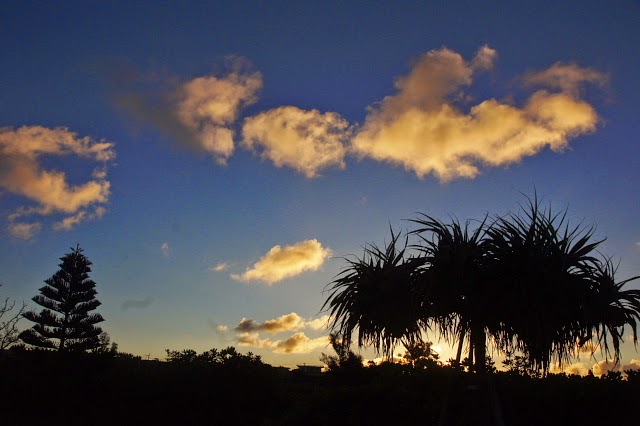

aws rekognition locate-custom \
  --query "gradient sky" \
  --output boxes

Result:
[2,0,640,373]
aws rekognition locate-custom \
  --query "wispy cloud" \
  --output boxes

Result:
[116,56,262,164]
[121,297,154,311]
[209,261,230,272]
[161,242,170,257]
[234,313,330,334]
[231,239,332,284]
[523,62,608,96]
[242,106,351,177]
[0,126,115,239]
[7,222,42,240]
[350,45,602,181]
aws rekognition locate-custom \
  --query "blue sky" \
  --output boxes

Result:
[2,0,640,372]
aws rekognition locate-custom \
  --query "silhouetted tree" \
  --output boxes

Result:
[402,341,440,370]
[323,194,640,375]
[20,245,104,352]
[0,284,26,349]
[320,332,364,371]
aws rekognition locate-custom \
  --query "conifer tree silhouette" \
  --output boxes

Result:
[20,245,104,351]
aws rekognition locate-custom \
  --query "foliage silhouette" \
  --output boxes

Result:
[19,245,105,352]
[0,283,26,349]
[323,194,640,374]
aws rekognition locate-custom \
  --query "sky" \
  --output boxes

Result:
[1,0,640,372]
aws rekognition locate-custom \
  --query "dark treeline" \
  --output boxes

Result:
[1,347,639,425]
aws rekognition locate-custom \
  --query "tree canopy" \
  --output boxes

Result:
[323,196,640,373]
[20,245,105,352]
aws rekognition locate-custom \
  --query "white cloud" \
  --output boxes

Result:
[0,126,115,238]
[350,46,601,181]
[209,262,230,272]
[161,242,170,257]
[242,106,351,177]
[231,239,332,284]
[237,331,329,354]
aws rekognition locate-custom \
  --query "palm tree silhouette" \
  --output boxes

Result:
[323,195,640,374]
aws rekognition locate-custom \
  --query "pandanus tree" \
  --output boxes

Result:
[321,228,426,360]
[323,196,640,374]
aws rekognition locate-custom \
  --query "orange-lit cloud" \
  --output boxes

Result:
[0,126,115,239]
[622,359,640,371]
[116,57,261,164]
[350,46,602,181]
[242,106,351,177]
[523,62,608,96]
[234,312,330,334]
[231,239,332,284]
[237,331,329,354]
[591,359,620,377]
[550,362,590,376]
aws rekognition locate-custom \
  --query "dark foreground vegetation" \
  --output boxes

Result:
[1,348,638,426]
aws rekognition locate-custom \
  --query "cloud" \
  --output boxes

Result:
[7,222,42,240]
[622,359,640,371]
[161,242,170,257]
[237,331,329,354]
[231,239,332,284]
[234,313,330,334]
[0,126,115,238]
[350,46,601,181]
[554,362,590,376]
[242,106,351,177]
[523,62,608,96]
[121,297,154,311]
[116,57,262,164]
[209,262,230,272]
[592,359,620,377]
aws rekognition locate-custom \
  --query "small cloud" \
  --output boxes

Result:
[622,359,640,371]
[7,221,42,240]
[356,196,368,206]
[523,62,608,96]
[237,331,329,354]
[231,239,332,285]
[234,313,330,334]
[209,261,230,272]
[121,297,154,311]
[242,106,351,177]
[161,242,170,257]
[215,325,228,332]
[235,313,306,334]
